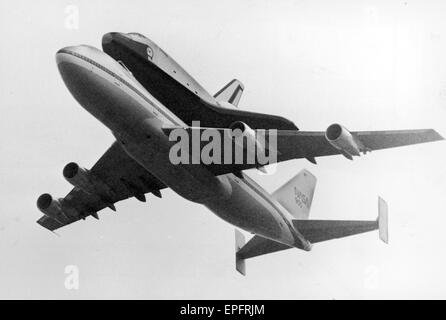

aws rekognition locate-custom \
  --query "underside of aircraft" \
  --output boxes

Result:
[36,32,444,275]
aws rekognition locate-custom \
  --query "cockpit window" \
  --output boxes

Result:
[126,33,148,43]
[128,32,145,38]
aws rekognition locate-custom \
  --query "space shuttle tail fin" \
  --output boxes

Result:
[214,79,244,107]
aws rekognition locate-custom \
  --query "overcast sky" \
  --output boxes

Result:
[1,0,446,299]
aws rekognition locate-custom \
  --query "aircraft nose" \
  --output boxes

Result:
[102,32,122,47]
[56,45,104,65]
[102,32,114,46]
[55,46,78,65]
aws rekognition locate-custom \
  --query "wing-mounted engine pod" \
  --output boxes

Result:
[37,193,67,222]
[325,123,361,159]
[63,162,116,208]
[63,161,80,179]
[228,121,265,158]
[228,121,257,144]
[63,162,96,194]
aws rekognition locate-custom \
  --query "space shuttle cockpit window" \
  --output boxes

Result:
[127,33,149,44]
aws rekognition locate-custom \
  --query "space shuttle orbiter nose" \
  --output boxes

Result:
[101,32,120,47]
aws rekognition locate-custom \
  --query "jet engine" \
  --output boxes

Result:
[36,193,67,223]
[325,123,362,160]
[63,162,99,194]
[229,121,257,145]
[228,121,269,167]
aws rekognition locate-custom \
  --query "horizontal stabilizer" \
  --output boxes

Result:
[293,197,388,244]
[294,219,378,244]
[237,235,292,259]
[235,230,293,275]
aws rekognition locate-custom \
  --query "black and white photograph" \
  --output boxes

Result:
[1,0,446,303]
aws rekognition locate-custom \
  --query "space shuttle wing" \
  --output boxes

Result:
[37,141,166,231]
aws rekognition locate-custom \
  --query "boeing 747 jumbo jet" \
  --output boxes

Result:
[37,32,443,275]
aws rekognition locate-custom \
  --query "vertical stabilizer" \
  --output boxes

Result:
[272,169,317,219]
[378,197,389,244]
[235,229,246,275]
[214,79,244,107]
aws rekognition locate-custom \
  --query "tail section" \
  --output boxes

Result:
[272,169,317,219]
[214,79,244,107]
[235,230,293,276]
[293,196,389,244]
[233,196,388,275]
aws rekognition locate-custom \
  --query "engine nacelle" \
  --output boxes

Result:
[36,193,67,222]
[228,121,265,163]
[229,121,256,143]
[325,123,361,159]
[63,162,97,194]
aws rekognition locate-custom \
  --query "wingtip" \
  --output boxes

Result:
[427,129,444,141]
[436,131,445,141]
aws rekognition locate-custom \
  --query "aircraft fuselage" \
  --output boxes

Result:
[56,45,311,250]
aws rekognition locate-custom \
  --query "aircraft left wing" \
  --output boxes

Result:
[37,141,166,231]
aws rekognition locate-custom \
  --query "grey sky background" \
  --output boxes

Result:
[1,0,446,299]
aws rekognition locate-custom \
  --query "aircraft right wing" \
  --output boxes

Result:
[281,128,444,162]
[37,141,166,231]
[162,126,443,176]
